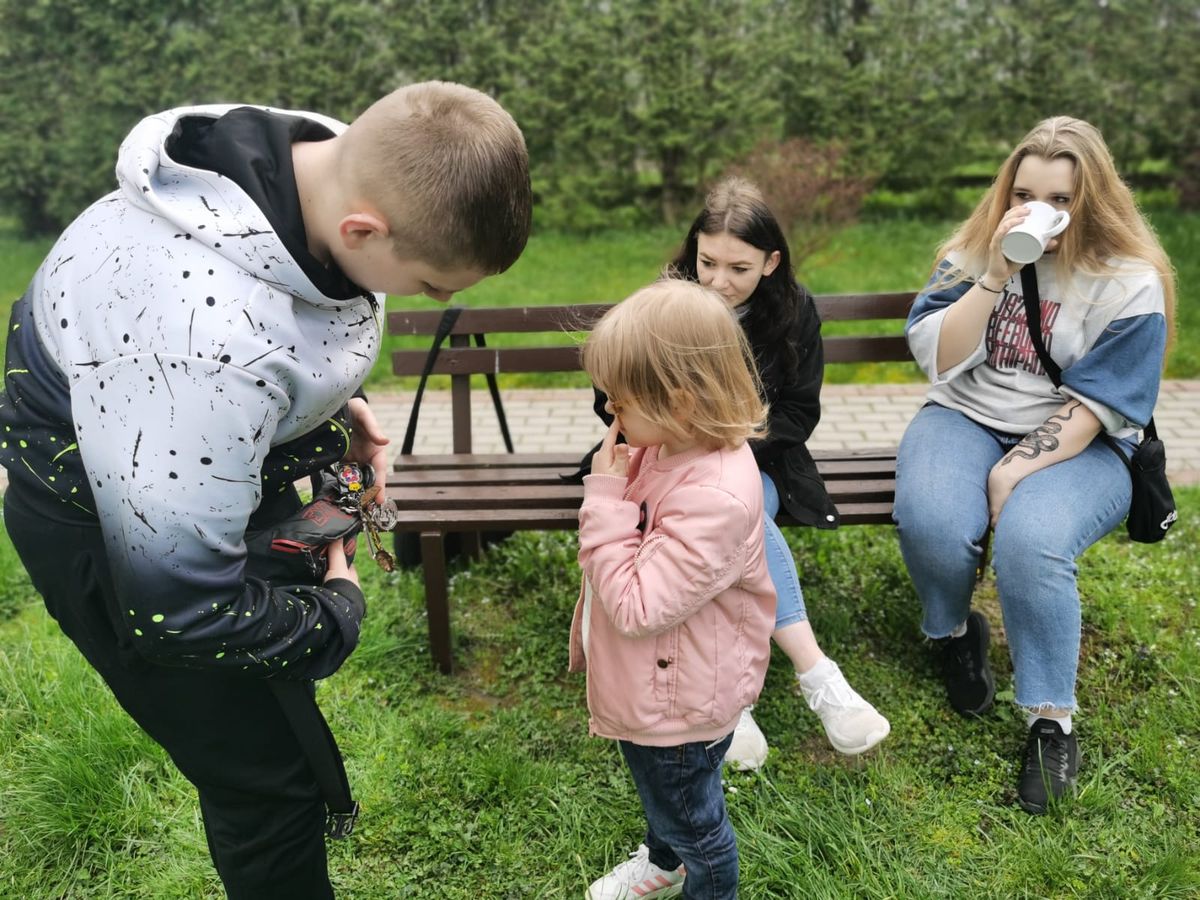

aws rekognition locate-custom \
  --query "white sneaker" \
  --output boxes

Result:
[796,660,890,755]
[724,706,769,771]
[586,844,685,899]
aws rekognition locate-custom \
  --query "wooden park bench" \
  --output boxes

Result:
[386,293,917,672]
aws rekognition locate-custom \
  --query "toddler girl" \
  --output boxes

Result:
[571,280,776,900]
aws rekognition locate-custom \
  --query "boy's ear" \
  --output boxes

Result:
[337,211,390,250]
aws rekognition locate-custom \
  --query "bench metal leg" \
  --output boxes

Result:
[461,530,483,561]
[420,531,454,673]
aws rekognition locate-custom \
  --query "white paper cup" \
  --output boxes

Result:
[1001,201,1071,264]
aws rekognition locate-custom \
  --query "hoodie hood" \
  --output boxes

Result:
[116,104,372,311]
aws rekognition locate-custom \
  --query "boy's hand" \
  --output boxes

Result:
[323,538,360,588]
[346,397,390,503]
[591,419,629,478]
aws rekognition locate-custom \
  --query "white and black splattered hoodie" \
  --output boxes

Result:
[0,105,382,680]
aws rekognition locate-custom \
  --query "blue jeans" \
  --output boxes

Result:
[761,472,808,629]
[893,403,1131,711]
[619,733,737,900]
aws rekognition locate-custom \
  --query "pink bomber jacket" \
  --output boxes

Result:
[569,441,777,747]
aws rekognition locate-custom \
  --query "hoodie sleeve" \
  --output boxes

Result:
[72,352,363,680]
[1060,272,1168,433]
[905,261,982,383]
[578,474,751,638]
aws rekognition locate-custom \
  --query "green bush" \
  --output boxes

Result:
[5,0,1197,236]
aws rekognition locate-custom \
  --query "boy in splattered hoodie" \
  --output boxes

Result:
[1,82,530,898]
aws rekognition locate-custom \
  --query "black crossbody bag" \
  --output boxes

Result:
[1019,265,1177,543]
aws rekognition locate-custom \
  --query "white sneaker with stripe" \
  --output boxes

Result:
[586,843,685,899]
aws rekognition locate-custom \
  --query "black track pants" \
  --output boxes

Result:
[3,486,334,900]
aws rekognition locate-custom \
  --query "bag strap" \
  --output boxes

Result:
[1018,265,1063,387]
[269,681,358,838]
[400,307,514,455]
[474,332,515,453]
[401,306,463,455]
[1018,265,1148,464]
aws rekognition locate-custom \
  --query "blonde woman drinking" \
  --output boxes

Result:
[894,116,1175,814]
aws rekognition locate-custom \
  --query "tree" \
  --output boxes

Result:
[622,0,780,224]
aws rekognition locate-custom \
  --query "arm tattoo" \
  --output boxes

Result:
[1002,401,1082,465]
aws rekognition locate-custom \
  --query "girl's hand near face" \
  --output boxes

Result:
[591,419,629,478]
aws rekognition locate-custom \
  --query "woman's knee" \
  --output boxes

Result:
[894,494,985,557]
[759,471,781,518]
[992,503,1092,567]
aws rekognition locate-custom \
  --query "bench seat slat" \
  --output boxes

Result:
[393,447,901,472]
[386,500,898,533]
[388,304,612,335]
[389,478,896,509]
[391,467,580,485]
[390,485,584,508]
[390,508,580,531]
[391,453,897,484]
[822,335,913,364]
[390,466,898,489]
[393,452,580,470]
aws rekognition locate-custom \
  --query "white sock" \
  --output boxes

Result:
[947,620,968,639]
[1029,712,1072,734]
[796,656,838,689]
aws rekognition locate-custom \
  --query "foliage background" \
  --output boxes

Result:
[2,0,1198,235]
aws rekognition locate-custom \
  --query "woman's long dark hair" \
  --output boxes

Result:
[669,177,807,379]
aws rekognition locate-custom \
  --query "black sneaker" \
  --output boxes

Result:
[939,610,995,716]
[1018,718,1079,814]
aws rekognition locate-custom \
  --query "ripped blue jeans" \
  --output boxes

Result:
[893,403,1131,711]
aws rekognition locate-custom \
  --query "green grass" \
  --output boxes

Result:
[0,221,53,313]
[1,490,1198,897]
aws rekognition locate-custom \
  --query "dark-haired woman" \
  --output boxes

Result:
[583,177,889,768]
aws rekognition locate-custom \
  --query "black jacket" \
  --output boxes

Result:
[745,287,840,528]
[573,286,839,529]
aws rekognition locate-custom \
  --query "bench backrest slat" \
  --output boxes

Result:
[389,291,919,377]
[814,292,916,321]
[388,304,612,335]
[386,292,917,338]
[392,346,583,376]
[823,335,913,364]
[392,334,913,375]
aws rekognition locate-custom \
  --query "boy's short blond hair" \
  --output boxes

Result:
[342,81,531,273]
[583,280,768,451]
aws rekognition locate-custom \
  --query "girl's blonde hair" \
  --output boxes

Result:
[936,116,1176,349]
[582,280,768,451]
